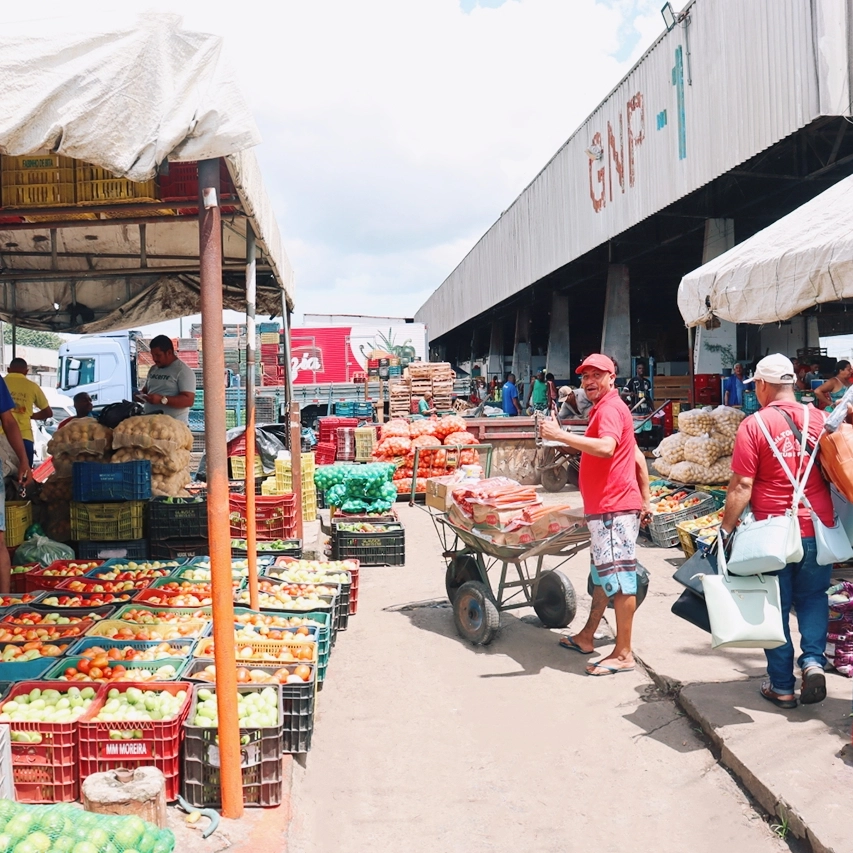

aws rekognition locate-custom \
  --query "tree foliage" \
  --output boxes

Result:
[0,324,64,350]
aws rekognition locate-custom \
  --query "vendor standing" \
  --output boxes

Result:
[624,362,654,412]
[502,373,522,416]
[723,362,746,407]
[526,370,549,414]
[4,358,52,466]
[134,335,196,424]
[418,391,436,416]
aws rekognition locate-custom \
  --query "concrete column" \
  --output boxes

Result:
[546,291,570,379]
[487,321,503,380]
[600,264,631,378]
[512,306,531,385]
[693,218,737,373]
[806,315,821,349]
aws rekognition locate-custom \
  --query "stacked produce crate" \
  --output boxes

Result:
[389,380,412,418]
[149,495,209,560]
[430,363,455,411]
[71,461,151,561]
[409,364,432,408]
[268,454,318,521]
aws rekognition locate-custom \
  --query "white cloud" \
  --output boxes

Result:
[0,0,665,326]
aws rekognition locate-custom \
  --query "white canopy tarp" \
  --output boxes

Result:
[678,173,853,328]
[0,13,294,332]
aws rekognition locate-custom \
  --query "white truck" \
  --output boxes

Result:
[57,331,143,409]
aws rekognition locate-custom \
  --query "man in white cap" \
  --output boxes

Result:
[557,385,592,420]
[720,353,833,709]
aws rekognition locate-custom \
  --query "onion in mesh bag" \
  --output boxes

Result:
[710,430,735,455]
[652,457,672,477]
[668,460,705,483]
[710,405,746,438]
[656,432,687,464]
[683,435,725,467]
[678,408,714,437]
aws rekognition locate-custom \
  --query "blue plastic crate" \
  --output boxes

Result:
[66,636,197,657]
[192,390,204,410]
[0,657,55,681]
[258,322,280,333]
[334,402,355,416]
[353,402,374,418]
[188,410,206,430]
[72,461,152,502]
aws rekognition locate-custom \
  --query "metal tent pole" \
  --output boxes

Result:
[245,224,259,611]
[199,158,243,818]
[281,303,303,541]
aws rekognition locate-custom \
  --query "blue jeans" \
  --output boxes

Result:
[765,538,832,694]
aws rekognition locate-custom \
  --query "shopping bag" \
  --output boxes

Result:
[670,589,711,634]
[672,547,718,597]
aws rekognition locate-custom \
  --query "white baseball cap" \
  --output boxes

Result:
[742,353,795,385]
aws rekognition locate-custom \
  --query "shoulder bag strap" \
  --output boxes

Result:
[754,407,819,511]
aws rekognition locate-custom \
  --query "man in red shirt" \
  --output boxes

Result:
[540,354,652,675]
[721,353,834,709]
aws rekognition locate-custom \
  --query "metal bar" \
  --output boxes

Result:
[50,229,57,270]
[198,158,243,819]
[281,308,303,541]
[496,561,509,607]
[0,213,246,232]
[138,224,147,268]
[0,263,253,281]
[245,224,259,611]
[0,197,240,218]
[0,249,248,263]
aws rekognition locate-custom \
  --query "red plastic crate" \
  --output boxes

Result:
[228,494,297,541]
[314,442,336,466]
[24,561,104,593]
[317,417,358,444]
[78,681,192,801]
[1,680,105,802]
[10,563,39,595]
[54,576,154,594]
[157,159,235,202]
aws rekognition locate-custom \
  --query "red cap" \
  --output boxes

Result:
[575,354,616,375]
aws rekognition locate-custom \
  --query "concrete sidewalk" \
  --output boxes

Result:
[629,537,853,853]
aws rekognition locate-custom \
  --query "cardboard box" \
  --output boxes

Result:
[447,502,475,530]
[426,475,478,512]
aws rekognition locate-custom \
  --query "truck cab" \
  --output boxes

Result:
[57,331,140,408]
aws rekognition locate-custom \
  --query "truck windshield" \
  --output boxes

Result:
[60,357,95,390]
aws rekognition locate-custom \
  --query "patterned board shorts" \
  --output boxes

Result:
[586,510,640,597]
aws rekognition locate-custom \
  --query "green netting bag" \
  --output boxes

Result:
[0,799,175,852]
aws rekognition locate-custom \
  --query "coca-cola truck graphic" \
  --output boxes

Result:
[290,325,427,384]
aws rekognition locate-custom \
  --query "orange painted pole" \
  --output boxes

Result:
[199,158,243,818]
[244,225,259,611]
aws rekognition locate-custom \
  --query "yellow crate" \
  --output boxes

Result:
[259,332,280,344]
[302,488,318,523]
[194,635,317,663]
[274,455,315,494]
[5,501,31,548]
[675,510,723,557]
[230,456,263,479]
[0,153,76,207]
[76,162,157,204]
[354,427,376,462]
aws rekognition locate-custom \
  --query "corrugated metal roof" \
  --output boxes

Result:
[416,0,845,340]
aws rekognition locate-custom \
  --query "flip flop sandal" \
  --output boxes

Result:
[800,667,827,705]
[586,662,635,677]
[559,637,593,654]
[760,680,797,709]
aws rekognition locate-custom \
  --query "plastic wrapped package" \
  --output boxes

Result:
[710,405,746,438]
[656,432,687,464]
[683,435,726,467]
[652,457,672,477]
[13,534,75,566]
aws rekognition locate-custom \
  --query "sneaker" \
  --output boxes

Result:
[800,665,827,705]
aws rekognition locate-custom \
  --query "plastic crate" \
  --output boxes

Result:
[332,526,405,567]
[85,618,209,642]
[31,590,137,609]
[182,683,284,808]
[78,681,192,801]
[75,162,157,204]
[44,654,188,682]
[263,566,352,632]
[149,495,208,540]
[86,558,182,578]
[230,456,264,480]
[675,510,724,557]
[76,540,149,560]
[648,493,717,548]
[0,656,58,682]
[0,723,12,801]
[23,561,103,593]
[696,485,728,510]
[108,606,211,631]
[70,501,146,541]
[188,410,205,431]
[149,537,209,561]
[742,390,759,414]
[10,562,40,594]
[191,432,205,452]
[354,427,376,462]
[193,635,317,664]
[5,501,32,548]
[0,153,76,207]
[228,493,297,541]
[1,603,115,624]
[157,159,235,201]
[54,575,153,594]
[232,609,330,682]
[0,680,105,803]
[67,636,197,658]
[72,460,152,502]
[334,402,355,417]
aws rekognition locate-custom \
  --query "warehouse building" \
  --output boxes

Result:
[415,0,853,388]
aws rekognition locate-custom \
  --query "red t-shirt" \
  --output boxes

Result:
[730,401,832,538]
[579,389,642,515]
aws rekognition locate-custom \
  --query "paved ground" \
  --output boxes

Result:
[286,496,796,853]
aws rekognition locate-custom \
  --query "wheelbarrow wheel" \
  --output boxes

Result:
[540,464,569,493]
[533,570,577,628]
[453,580,500,645]
[445,554,480,603]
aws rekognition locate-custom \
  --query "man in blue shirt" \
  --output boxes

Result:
[502,374,521,416]
[724,362,746,407]
[0,375,32,593]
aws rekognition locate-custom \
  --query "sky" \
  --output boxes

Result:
[1,0,667,336]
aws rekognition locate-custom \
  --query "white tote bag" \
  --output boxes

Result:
[700,532,786,650]
[754,407,853,566]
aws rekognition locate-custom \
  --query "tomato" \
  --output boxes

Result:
[77,658,92,674]
[91,655,110,670]
[64,668,78,678]
[89,666,103,679]
[293,665,311,681]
